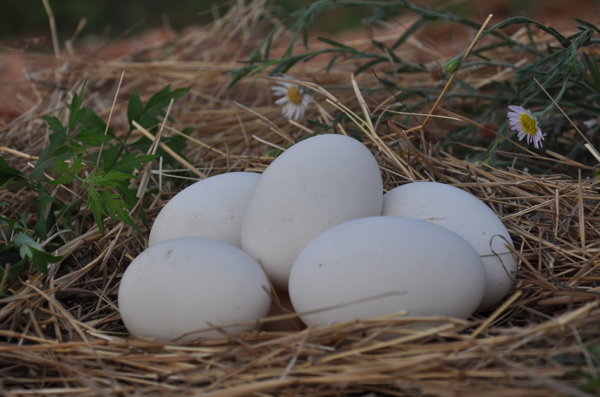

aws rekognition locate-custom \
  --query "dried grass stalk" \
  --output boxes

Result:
[1,1,599,396]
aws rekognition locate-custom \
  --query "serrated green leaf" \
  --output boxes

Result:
[73,128,112,147]
[68,82,87,131]
[0,156,24,181]
[138,86,190,129]
[129,135,187,169]
[116,185,139,206]
[109,153,156,174]
[82,107,113,137]
[127,88,144,127]
[48,175,74,186]
[115,207,141,233]
[101,145,118,172]
[101,190,123,222]
[97,170,134,187]
[41,115,66,133]
[32,135,86,181]
[72,154,83,174]
[87,188,105,233]
[31,128,68,180]
[52,158,71,175]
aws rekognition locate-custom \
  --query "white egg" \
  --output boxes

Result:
[288,216,486,327]
[118,237,271,341]
[148,172,260,248]
[381,181,517,310]
[241,134,383,290]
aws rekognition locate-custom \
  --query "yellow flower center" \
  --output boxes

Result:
[518,113,538,136]
[286,86,304,105]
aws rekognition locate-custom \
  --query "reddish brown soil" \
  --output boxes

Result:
[0,0,598,124]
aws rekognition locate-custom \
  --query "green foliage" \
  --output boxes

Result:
[230,1,600,174]
[0,82,189,294]
[229,0,509,85]
[126,86,190,167]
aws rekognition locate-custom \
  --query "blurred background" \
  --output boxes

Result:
[2,0,598,45]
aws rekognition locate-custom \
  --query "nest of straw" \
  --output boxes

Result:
[1,2,600,396]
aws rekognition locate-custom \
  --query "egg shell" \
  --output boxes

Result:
[288,216,486,327]
[148,172,260,248]
[381,181,517,310]
[241,134,383,290]
[118,237,271,341]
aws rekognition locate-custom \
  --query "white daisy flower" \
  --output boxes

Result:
[507,105,546,149]
[271,77,313,121]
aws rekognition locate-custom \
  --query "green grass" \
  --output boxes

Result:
[230,0,600,174]
[0,83,190,293]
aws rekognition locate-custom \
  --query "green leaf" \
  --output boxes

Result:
[52,158,71,175]
[100,145,118,172]
[72,154,83,174]
[82,108,113,137]
[30,249,62,274]
[73,128,112,147]
[137,85,190,129]
[109,152,157,174]
[488,16,568,47]
[87,188,105,233]
[99,190,141,233]
[116,185,139,206]
[42,115,66,133]
[95,170,134,187]
[574,18,600,34]
[33,195,55,241]
[31,128,68,180]
[0,156,24,181]
[138,203,149,230]
[130,134,188,169]
[68,82,88,132]
[229,65,260,87]
[14,232,43,260]
[354,58,386,75]
[317,36,357,51]
[115,207,141,233]
[48,174,74,185]
[101,190,122,222]
[127,88,144,128]
[583,53,600,92]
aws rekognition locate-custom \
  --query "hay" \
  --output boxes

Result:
[1,1,600,396]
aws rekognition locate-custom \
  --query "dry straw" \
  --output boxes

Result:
[1,1,600,396]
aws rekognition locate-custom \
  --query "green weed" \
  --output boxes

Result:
[231,1,600,173]
[0,83,189,294]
